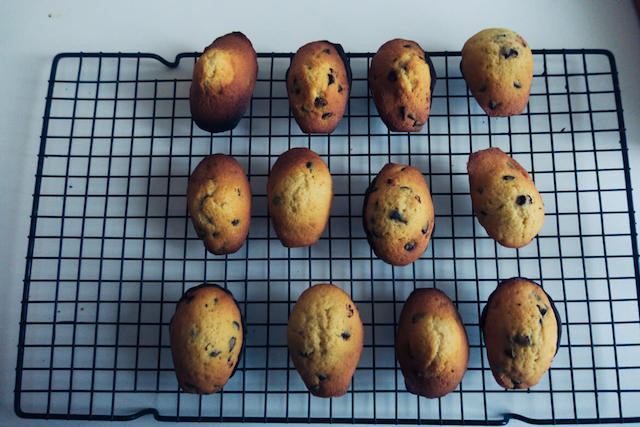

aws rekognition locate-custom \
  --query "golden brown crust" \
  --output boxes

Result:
[481,278,559,389]
[369,39,435,132]
[363,163,434,266]
[169,284,244,394]
[187,154,251,255]
[467,147,544,248]
[396,288,469,398]
[287,283,363,397]
[190,31,258,133]
[287,41,350,133]
[267,148,333,247]
[461,28,533,117]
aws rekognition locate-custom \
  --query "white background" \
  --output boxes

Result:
[1,1,639,425]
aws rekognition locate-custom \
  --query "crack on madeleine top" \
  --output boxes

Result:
[200,49,235,93]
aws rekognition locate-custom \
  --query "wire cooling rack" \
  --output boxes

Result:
[15,49,640,424]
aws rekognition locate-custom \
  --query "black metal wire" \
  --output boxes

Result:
[15,49,640,424]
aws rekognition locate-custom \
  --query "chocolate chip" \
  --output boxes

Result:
[304,162,312,169]
[412,312,426,323]
[480,210,488,216]
[511,379,521,388]
[387,70,397,82]
[415,195,421,203]
[231,219,240,226]
[503,175,515,181]
[401,167,406,171]
[400,106,406,120]
[517,35,527,47]
[310,384,321,392]
[301,105,310,113]
[404,241,416,251]
[328,74,335,85]
[537,305,548,316]
[479,86,487,93]
[295,88,301,94]
[299,350,312,358]
[501,46,519,59]
[213,231,220,237]
[321,112,333,119]
[272,196,281,205]
[513,334,531,346]
[504,347,516,359]
[407,113,416,120]
[389,209,407,224]
[317,373,329,381]
[404,44,412,48]
[421,223,429,234]
[516,195,527,205]
[413,120,423,127]
[341,331,350,340]
[236,188,241,196]
[514,81,522,89]
[387,179,393,184]
[214,298,218,304]
[506,161,516,169]
[314,97,327,107]
[477,187,483,194]
[347,304,354,317]
[489,100,501,110]
[330,67,334,73]
[496,34,507,39]
[209,350,221,357]
[323,48,331,54]
[338,84,343,93]
[227,354,233,362]
[229,336,236,352]
[400,186,410,190]
[527,195,533,204]
[190,328,198,337]
[233,321,240,329]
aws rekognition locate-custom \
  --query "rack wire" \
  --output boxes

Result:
[15,49,640,424]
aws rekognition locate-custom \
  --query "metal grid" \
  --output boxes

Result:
[15,49,640,424]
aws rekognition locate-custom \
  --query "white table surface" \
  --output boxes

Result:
[1,0,639,425]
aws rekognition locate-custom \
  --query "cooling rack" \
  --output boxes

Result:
[15,49,640,424]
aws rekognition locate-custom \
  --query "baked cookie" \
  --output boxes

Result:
[396,288,469,398]
[267,148,333,247]
[287,283,364,397]
[190,31,258,132]
[169,284,244,394]
[481,277,561,389]
[467,147,544,248]
[363,163,434,266]
[460,28,533,117]
[286,40,351,133]
[368,38,436,132]
[187,154,251,255]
